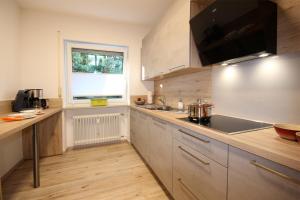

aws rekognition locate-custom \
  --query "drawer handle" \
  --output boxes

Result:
[178,129,210,144]
[250,160,300,186]
[178,178,200,200]
[178,146,210,165]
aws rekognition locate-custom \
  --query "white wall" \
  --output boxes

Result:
[19,9,153,99]
[0,0,20,100]
[212,53,300,124]
[0,0,23,177]
[18,9,154,150]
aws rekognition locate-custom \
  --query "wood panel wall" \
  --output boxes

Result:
[22,112,63,159]
[154,68,212,108]
[0,98,62,114]
[274,0,300,54]
[154,0,300,108]
[0,98,63,159]
[0,101,12,114]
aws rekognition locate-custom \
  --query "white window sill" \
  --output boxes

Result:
[63,103,129,110]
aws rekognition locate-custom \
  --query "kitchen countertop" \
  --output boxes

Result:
[131,106,300,172]
[0,108,62,140]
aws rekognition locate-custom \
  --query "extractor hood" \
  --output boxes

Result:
[190,0,277,66]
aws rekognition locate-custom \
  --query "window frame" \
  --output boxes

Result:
[64,40,129,106]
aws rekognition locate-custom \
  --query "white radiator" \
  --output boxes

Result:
[73,113,122,147]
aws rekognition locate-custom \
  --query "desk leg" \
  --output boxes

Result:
[0,179,3,200]
[32,124,40,188]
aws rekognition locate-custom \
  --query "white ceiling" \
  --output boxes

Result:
[17,0,174,26]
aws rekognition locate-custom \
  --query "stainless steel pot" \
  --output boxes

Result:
[188,102,202,122]
[188,100,213,123]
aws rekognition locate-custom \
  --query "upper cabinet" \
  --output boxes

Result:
[141,0,212,80]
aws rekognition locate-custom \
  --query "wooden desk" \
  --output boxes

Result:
[0,108,62,196]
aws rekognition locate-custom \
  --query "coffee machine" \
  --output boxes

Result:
[27,89,43,108]
[12,89,44,112]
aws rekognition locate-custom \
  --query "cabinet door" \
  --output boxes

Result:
[153,0,190,74]
[149,117,173,193]
[141,32,155,80]
[228,146,300,200]
[135,112,150,162]
[173,139,227,200]
[141,0,191,80]
[130,109,137,145]
[164,0,190,73]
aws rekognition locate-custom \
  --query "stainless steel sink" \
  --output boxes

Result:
[137,104,171,111]
[137,105,187,114]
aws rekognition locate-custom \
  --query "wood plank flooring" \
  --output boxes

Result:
[3,142,171,200]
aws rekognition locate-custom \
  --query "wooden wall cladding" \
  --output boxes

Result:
[22,112,63,159]
[0,98,62,115]
[0,101,12,114]
[274,0,300,54]
[48,98,63,108]
[130,95,148,105]
[0,181,2,200]
[154,68,212,108]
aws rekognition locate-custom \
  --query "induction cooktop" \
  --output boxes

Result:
[178,115,272,135]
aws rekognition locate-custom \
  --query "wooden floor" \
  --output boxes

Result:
[3,142,171,200]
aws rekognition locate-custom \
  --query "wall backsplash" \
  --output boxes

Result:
[212,53,300,124]
[154,68,212,108]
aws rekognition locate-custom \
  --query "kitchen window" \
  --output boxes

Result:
[64,41,128,105]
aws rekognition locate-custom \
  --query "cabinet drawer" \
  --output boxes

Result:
[228,146,300,200]
[173,127,228,166]
[173,176,206,200]
[173,139,227,200]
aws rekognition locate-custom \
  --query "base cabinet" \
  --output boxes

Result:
[228,146,300,200]
[130,109,300,200]
[173,139,227,200]
[134,112,150,163]
[130,109,173,194]
[130,109,137,145]
[149,117,173,193]
[130,109,150,163]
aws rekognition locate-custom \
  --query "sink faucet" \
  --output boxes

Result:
[158,95,166,106]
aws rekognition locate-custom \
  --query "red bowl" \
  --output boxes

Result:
[274,124,300,141]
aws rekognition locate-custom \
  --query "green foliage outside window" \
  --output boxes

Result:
[72,48,124,74]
